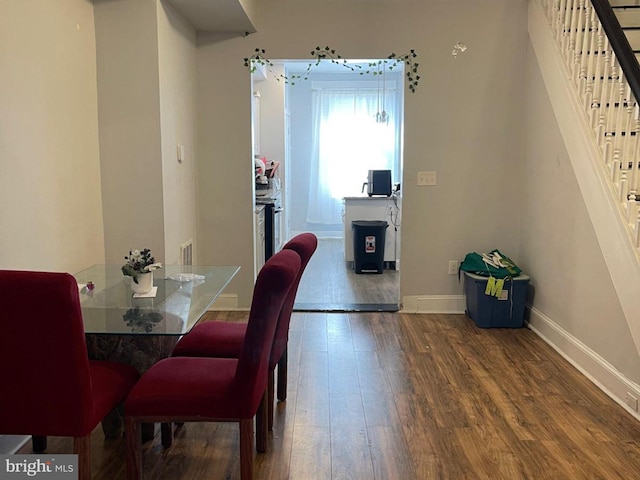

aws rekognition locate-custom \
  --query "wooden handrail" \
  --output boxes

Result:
[591,0,640,102]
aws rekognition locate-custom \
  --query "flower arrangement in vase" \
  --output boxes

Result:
[121,248,162,294]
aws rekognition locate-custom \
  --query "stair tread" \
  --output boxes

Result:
[616,9,640,27]
[619,28,640,49]
[610,0,640,7]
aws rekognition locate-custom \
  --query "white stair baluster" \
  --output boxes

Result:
[565,0,579,56]
[620,170,628,204]
[594,33,610,136]
[572,0,586,84]
[584,5,598,111]
[631,106,640,194]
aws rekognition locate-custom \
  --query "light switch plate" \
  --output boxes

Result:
[417,171,437,186]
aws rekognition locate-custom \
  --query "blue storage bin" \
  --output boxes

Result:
[463,271,530,328]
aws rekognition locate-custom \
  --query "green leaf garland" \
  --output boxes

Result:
[244,46,420,92]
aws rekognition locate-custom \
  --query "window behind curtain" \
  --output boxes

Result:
[306,81,401,225]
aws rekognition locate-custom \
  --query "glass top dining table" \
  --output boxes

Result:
[74,264,240,336]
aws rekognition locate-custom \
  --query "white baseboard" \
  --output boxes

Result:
[527,306,640,421]
[207,293,239,311]
[401,295,466,314]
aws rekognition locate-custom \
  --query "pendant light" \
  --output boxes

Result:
[376,60,389,124]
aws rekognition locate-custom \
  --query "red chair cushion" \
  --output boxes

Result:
[125,357,241,418]
[172,321,246,358]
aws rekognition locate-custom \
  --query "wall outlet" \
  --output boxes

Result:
[625,392,639,411]
[448,260,459,275]
[417,171,437,186]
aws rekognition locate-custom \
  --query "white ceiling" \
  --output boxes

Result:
[164,0,256,34]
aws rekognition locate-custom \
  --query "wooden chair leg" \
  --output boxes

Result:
[277,347,288,401]
[161,422,173,448]
[126,418,142,480]
[32,435,47,453]
[74,434,91,480]
[268,369,274,431]
[239,419,254,480]
[255,391,268,453]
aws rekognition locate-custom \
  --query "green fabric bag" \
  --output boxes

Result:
[459,249,522,279]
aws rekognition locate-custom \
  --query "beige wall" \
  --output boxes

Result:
[521,43,640,383]
[157,1,198,265]
[94,0,198,267]
[195,0,529,307]
[255,66,285,176]
[94,0,165,265]
[0,0,104,272]
[195,39,255,306]
[238,0,258,28]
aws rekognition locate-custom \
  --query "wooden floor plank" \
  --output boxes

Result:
[18,312,640,480]
[288,425,331,479]
[330,427,374,480]
[294,238,400,306]
[367,425,416,480]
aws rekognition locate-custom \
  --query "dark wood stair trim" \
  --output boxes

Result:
[592,0,640,101]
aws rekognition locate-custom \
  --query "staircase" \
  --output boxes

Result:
[540,0,640,253]
[531,0,640,354]
[611,0,640,64]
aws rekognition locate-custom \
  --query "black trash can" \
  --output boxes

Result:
[352,220,388,274]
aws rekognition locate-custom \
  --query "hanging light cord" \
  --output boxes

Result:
[382,61,386,122]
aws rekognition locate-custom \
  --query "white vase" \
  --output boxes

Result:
[131,271,153,294]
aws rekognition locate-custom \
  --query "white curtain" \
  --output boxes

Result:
[307,85,399,225]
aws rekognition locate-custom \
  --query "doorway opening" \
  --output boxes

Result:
[252,59,404,312]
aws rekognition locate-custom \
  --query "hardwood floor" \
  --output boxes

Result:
[20,311,640,479]
[294,238,400,310]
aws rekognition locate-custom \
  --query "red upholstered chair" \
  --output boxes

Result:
[170,233,317,436]
[124,249,301,480]
[0,270,140,480]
